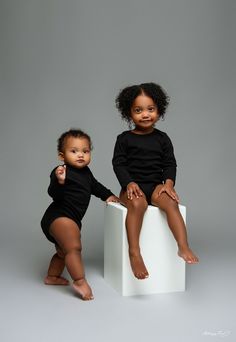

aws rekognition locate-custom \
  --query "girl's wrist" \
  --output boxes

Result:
[164,179,174,187]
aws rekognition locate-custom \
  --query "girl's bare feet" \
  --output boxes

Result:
[129,253,149,279]
[178,246,199,264]
[72,279,94,300]
[44,275,69,285]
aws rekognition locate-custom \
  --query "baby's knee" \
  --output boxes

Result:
[64,243,82,255]
[55,245,65,259]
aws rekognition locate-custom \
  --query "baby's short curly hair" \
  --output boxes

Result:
[115,82,170,123]
[57,129,93,153]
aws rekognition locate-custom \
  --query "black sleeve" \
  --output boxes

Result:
[90,172,113,201]
[162,134,177,184]
[47,168,65,200]
[112,135,133,188]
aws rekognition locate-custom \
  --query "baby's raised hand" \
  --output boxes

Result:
[55,165,66,185]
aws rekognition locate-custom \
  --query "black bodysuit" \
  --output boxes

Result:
[41,164,113,243]
[112,129,177,203]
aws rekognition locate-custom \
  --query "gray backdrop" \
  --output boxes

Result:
[1,1,235,341]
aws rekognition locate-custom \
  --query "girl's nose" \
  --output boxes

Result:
[142,111,149,118]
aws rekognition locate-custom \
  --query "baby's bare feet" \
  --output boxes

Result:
[178,246,199,264]
[44,275,69,285]
[73,279,94,300]
[129,253,149,279]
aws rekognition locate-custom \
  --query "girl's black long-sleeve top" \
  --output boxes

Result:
[112,129,177,189]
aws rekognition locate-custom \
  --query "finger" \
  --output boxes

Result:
[137,188,143,197]
[127,190,133,200]
[133,188,140,198]
[157,188,165,197]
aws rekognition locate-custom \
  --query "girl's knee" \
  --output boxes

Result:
[154,194,179,212]
[128,198,148,212]
[163,198,179,213]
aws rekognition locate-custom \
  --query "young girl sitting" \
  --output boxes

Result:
[112,83,199,280]
[41,129,119,300]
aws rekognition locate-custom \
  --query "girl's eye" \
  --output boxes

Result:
[134,108,142,113]
[148,107,155,112]
[71,150,76,153]
[83,150,90,154]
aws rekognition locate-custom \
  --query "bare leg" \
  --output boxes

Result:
[44,246,69,285]
[151,185,199,264]
[49,217,94,300]
[120,191,149,279]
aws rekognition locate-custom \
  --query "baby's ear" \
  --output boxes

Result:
[58,152,64,161]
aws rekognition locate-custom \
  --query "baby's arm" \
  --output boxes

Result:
[55,165,66,184]
[47,165,66,199]
[90,172,119,202]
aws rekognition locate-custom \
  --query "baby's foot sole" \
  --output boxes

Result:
[72,279,94,301]
[44,276,69,285]
[178,248,199,264]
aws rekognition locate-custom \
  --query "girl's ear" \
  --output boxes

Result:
[58,152,64,161]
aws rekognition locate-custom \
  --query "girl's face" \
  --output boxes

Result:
[59,137,91,168]
[130,94,159,133]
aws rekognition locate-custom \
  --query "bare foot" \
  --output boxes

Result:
[178,246,199,264]
[129,253,149,279]
[44,275,69,285]
[72,279,94,300]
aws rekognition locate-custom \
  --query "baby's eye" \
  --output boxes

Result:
[71,149,76,153]
[148,107,155,112]
[83,150,90,154]
[134,108,142,114]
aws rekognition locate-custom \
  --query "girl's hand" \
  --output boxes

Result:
[126,182,143,200]
[106,195,120,203]
[55,165,66,185]
[157,184,179,202]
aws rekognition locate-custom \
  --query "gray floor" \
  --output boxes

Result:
[1,226,235,342]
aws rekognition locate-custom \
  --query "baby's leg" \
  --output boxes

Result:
[151,185,199,264]
[49,217,93,300]
[44,246,69,285]
[120,191,149,279]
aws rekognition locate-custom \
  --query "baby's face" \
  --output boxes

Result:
[59,137,91,168]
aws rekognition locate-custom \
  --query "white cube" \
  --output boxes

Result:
[104,202,186,296]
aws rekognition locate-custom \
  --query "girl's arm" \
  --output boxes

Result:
[162,134,177,185]
[112,136,133,189]
[159,134,179,201]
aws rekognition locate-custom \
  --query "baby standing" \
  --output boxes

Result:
[41,129,119,300]
[112,83,199,280]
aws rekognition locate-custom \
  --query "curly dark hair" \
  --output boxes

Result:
[115,82,170,123]
[57,128,93,153]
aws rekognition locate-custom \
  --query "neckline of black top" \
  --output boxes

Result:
[129,129,156,136]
